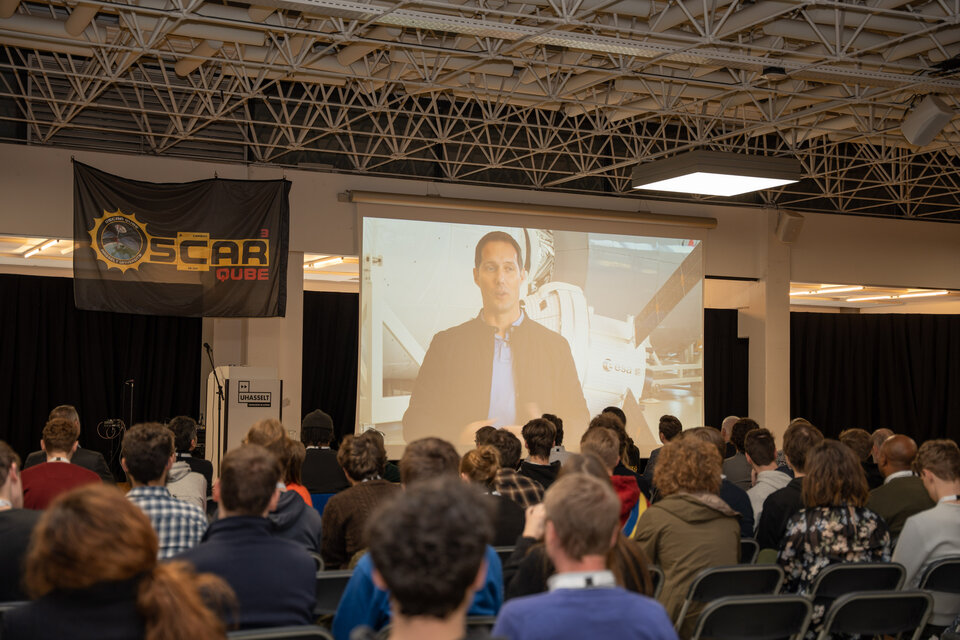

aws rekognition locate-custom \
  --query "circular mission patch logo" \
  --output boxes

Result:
[89,209,151,272]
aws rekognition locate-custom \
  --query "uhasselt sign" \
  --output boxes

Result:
[73,162,290,317]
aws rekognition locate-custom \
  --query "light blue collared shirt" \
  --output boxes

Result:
[487,311,524,427]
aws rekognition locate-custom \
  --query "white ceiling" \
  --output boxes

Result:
[1,0,959,218]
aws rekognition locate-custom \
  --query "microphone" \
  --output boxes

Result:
[124,379,135,386]
[203,342,212,352]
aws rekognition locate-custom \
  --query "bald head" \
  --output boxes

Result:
[879,435,918,475]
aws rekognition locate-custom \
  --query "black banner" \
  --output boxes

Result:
[73,162,290,317]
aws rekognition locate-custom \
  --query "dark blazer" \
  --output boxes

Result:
[176,516,315,629]
[2,577,144,640]
[719,478,755,538]
[0,509,42,601]
[302,447,349,494]
[401,314,590,443]
[24,447,114,484]
[866,474,936,539]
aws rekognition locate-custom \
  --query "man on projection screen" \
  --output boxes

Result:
[402,231,589,445]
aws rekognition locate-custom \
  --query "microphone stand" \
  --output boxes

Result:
[204,343,225,463]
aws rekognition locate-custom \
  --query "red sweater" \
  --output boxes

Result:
[610,474,641,527]
[22,462,100,510]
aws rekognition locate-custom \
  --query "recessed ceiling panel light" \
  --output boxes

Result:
[632,150,802,197]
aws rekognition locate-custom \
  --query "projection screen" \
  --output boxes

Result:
[358,216,703,455]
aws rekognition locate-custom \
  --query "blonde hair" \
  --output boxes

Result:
[544,473,620,560]
[460,446,501,490]
[245,419,285,447]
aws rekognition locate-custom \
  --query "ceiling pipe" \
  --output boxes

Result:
[174,38,221,76]
[247,5,273,21]
[518,51,590,84]
[803,8,928,36]
[388,50,515,77]
[762,20,888,50]
[64,3,98,36]
[886,26,960,62]
[0,33,91,54]
[337,26,400,66]
[715,1,798,39]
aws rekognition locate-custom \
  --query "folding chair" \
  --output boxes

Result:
[814,590,932,640]
[228,626,334,639]
[917,556,960,636]
[649,565,664,599]
[675,564,785,628]
[493,546,514,568]
[689,595,812,640]
[314,570,354,616]
[308,551,325,573]
[807,561,904,613]
[740,538,759,564]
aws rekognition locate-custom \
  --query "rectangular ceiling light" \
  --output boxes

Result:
[632,150,802,196]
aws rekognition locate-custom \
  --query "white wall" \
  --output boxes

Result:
[4,142,960,440]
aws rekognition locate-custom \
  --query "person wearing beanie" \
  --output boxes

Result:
[301,410,349,494]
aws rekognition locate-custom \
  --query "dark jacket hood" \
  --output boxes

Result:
[268,490,306,532]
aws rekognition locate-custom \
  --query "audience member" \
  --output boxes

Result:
[333,437,503,640]
[865,434,934,542]
[165,449,207,511]
[169,415,213,497]
[23,405,114,483]
[722,418,758,491]
[519,418,561,490]
[0,441,41,601]
[352,479,495,640]
[494,473,676,640]
[367,429,402,483]
[301,409,349,494]
[321,431,400,568]
[893,439,960,627]
[778,440,890,631]
[251,424,323,553]
[643,415,682,489]
[3,484,230,640]
[719,415,739,458]
[504,454,654,601]
[281,439,312,506]
[744,428,791,528]
[543,414,571,466]
[870,427,895,465]
[756,420,823,550]
[461,446,526,546]
[581,426,641,527]
[490,429,544,508]
[177,445,315,629]
[682,427,754,537]
[602,406,642,471]
[593,413,651,499]
[475,425,498,447]
[633,437,739,635]
[122,423,207,559]
[22,418,100,509]
[840,427,884,489]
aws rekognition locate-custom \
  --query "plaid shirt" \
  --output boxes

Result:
[495,468,544,509]
[127,485,208,559]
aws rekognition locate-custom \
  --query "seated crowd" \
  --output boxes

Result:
[1,403,959,640]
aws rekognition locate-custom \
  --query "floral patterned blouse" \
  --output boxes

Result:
[778,505,891,595]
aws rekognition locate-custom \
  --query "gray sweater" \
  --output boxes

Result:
[892,501,960,626]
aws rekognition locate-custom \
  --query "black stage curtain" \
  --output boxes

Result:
[791,312,960,442]
[704,308,749,429]
[0,274,201,474]
[301,291,358,443]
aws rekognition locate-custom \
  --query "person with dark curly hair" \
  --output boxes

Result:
[632,436,740,636]
[321,431,401,569]
[350,479,495,640]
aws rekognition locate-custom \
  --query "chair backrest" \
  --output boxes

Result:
[465,616,498,629]
[309,551,325,573]
[809,562,905,603]
[690,595,812,640]
[493,546,514,567]
[675,564,784,627]
[740,538,759,564]
[310,493,335,516]
[228,625,334,639]
[918,556,960,594]
[649,566,665,599]
[815,590,932,640]
[314,570,354,616]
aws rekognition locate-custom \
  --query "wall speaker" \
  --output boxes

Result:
[776,210,804,244]
[902,95,954,147]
